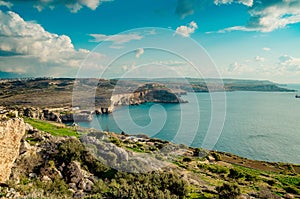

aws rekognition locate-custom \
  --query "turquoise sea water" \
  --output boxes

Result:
[78,85,300,164]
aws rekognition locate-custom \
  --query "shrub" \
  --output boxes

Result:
[211,152,221,161]
[182,157,192,162]
[228,168,244,180]
[283,185,300,195]
[208,165,229,174]
[217,183,241,199]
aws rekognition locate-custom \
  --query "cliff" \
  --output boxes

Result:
[0,117,25,183]
[109,83,187,111]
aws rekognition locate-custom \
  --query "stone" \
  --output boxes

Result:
[25,123,34,132]
[66,161,92,186]
[29,173,37,178]
[69,182,77,190]
[74,190,85,199]
[42,175,51,181]
[0,118,26,183]
[284,193,294,199]
[78,178,94,192]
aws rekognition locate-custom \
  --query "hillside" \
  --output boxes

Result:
[0,112,299,198]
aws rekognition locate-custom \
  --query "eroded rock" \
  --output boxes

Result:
[0,118,26,183]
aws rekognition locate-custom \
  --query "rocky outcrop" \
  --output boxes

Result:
[60,111,93,122]
[43,109,62,123]
[109,83,187,112]
[0,118,26,183]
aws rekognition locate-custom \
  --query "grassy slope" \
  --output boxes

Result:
[24,117,78,137]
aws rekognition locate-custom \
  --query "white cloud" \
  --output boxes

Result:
[208,25,254,34]
[89,33,143,44]
[4,0,112,13]
[263,47,271,51]
[135,48,144,58]
[151,60,186,66]
[175,21,198,37]
[0,10,104,76]
[278,55,300,72]
[225,61,255,75]
[0,0,12,8]
[213,0,300,33]
[255,56,265,62]
[214,0,253,7]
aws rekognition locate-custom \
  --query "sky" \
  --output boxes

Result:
[0,0,300,83]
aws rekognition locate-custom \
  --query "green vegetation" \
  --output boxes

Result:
[24,117,78,137]
[3,118,300,199]
[217,183,241,199]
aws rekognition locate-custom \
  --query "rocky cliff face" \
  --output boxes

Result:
[0,118,25,183]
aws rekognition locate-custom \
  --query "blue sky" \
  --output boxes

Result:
[0,0,300,83]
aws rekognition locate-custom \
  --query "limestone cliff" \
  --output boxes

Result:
[0,118,25,183]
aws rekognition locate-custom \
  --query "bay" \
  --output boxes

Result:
[77,85,300,164]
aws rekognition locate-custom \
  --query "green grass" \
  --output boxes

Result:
[275,175,300,186]
[24,117,78,137]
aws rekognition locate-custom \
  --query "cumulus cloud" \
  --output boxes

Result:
[135,48,144,58]
[255,56,265,62]
[0,0,12,8]
[226,61,255,75]
[215,0,300,33]
[0,10,104,76]
[89,33,143,44]
[0,0,111,13]
[278,55,300,72]
[175,21,198,37]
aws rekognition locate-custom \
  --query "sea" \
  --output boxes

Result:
[77,84,300,164]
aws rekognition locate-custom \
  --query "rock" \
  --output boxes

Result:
[189,178,200,186]
[78,178,94,192]
[69,182,77,190]
[202,187,218,194]
[284,193,294,199]
[23,107,42,119]
[43,109,62,123]
[67,161,85,184]
[81,135,129,162]
[25,123,34,132]
[40,163,63,180]
[74,190,85,199]
[29,173,37,178]
[207,155,215,162]
[238,194,249,199]
[42,175,51,181]
[68,188,76,194]
[6,188,20,198]
[19,140,35,155]
[0,118,26,183]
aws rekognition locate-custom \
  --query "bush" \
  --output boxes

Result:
[283,185,300,195]
[217,183,241,199]
[228,168,244,180]
[208,165,229,174]
[211,152,221,161]
[182,157,192,162]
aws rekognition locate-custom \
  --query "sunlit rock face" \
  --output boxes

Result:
[0,118,26,183]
